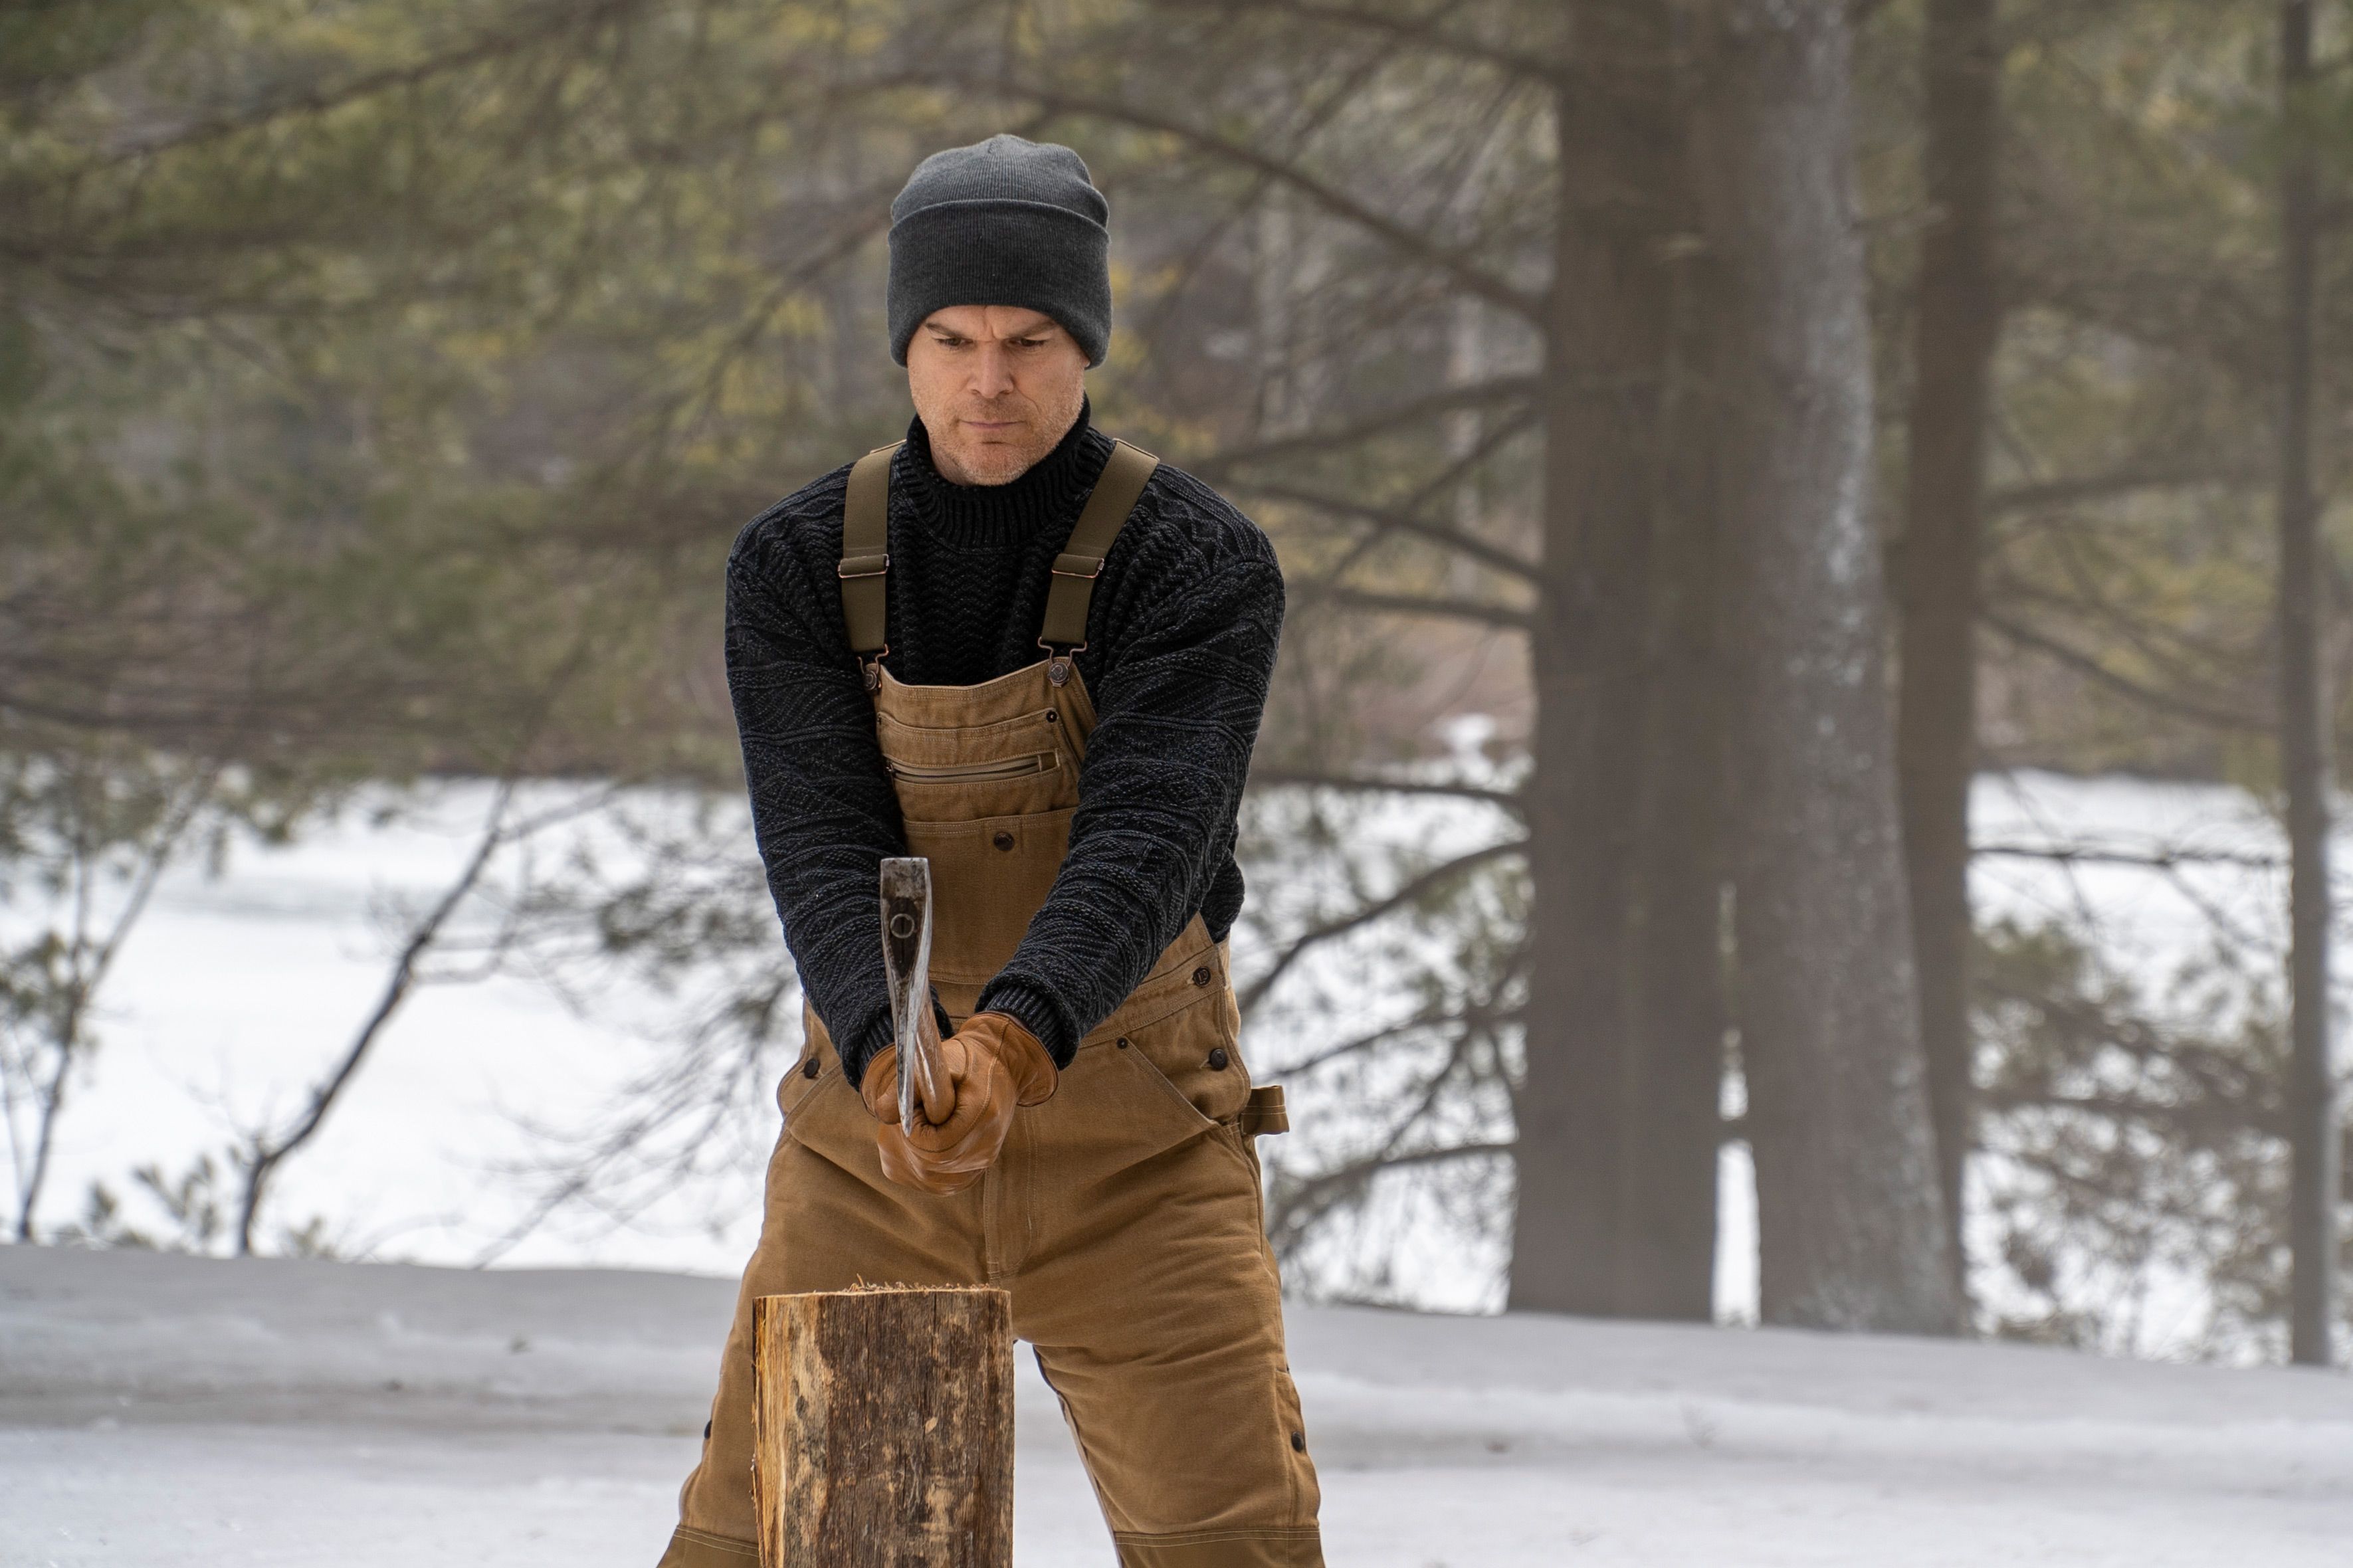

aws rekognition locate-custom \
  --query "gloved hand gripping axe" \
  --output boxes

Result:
[880,856,953,1129]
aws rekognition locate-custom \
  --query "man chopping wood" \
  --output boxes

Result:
[657,134,1323,1568]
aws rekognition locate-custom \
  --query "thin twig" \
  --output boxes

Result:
[1237,837,1523,1017]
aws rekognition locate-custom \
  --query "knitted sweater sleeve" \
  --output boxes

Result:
[975,487,1286,1062]
[725,503,940,1083]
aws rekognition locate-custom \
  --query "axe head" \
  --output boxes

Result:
[879,856,947,1127]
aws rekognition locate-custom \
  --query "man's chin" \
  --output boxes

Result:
[943,438,1043,486]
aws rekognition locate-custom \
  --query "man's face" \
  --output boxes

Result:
[906,305,1088,486]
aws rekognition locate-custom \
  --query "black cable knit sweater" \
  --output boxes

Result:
[724,399,1284,1085]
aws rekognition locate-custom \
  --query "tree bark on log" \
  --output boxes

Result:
[753,1286,1013,1568]
[1694,0,1961,1334]
[1896,0,2003,1314]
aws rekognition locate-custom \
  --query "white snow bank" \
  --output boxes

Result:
[5,1245,2349,1567]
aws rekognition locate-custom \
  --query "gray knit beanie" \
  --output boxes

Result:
[887,134,1112,367]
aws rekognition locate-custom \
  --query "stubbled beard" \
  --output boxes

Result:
[928,392,1078,485]
[941,429,1042,484]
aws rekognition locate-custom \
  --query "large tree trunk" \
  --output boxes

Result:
[1693,0,1960,1333]
[2276,0,2338,1371]
[1512,1,1720,1320]
[1896,0,2003,1314]
[1621,245,1728,1322]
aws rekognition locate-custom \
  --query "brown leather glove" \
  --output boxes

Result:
[859,1012,1058,1195]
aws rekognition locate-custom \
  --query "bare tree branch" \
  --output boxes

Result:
[7,763,223,1240]
[1974,841,2286,872]
[1251,767,1524,815]
[1986,467,2260,516]
[1296,586,1532,630]
[92,0,660,166]
[1151,0,1569,82]
[1256,481,1539,581]
[1980,610,2262,732]
[1270,1134,1517,1257]
[1195,377,1541,474]
[232,775,522,1254]
[1238,837,1522,1017]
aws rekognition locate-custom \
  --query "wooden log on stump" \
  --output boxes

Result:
[752,1285,1013,1568]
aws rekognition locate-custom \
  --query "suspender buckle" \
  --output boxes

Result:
[1049,551,1104,579]
[861,646,888,690]
[837,553,890,579]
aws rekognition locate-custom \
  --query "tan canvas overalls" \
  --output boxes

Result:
[659,441,1324,1568]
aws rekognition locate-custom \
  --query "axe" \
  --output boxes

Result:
[880,856,952,1129]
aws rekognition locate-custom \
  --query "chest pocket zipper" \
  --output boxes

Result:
[884,751,1057,783]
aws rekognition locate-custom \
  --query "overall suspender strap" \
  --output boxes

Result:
[835,435,1160,670]
[838,443,900,669]
[1039,439,1160,653]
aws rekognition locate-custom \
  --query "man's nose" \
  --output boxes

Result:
[970,345,1016,397]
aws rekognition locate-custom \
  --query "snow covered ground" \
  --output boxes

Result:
[5,1244,2350,1567]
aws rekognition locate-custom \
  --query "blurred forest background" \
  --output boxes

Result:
[4,0,2350,1369]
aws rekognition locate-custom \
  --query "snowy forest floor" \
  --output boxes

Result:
[5,1246,2349,1567]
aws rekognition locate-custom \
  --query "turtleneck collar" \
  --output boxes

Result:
[900,395,1110,549]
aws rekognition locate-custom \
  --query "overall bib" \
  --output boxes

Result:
[659,441,1324,1568]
